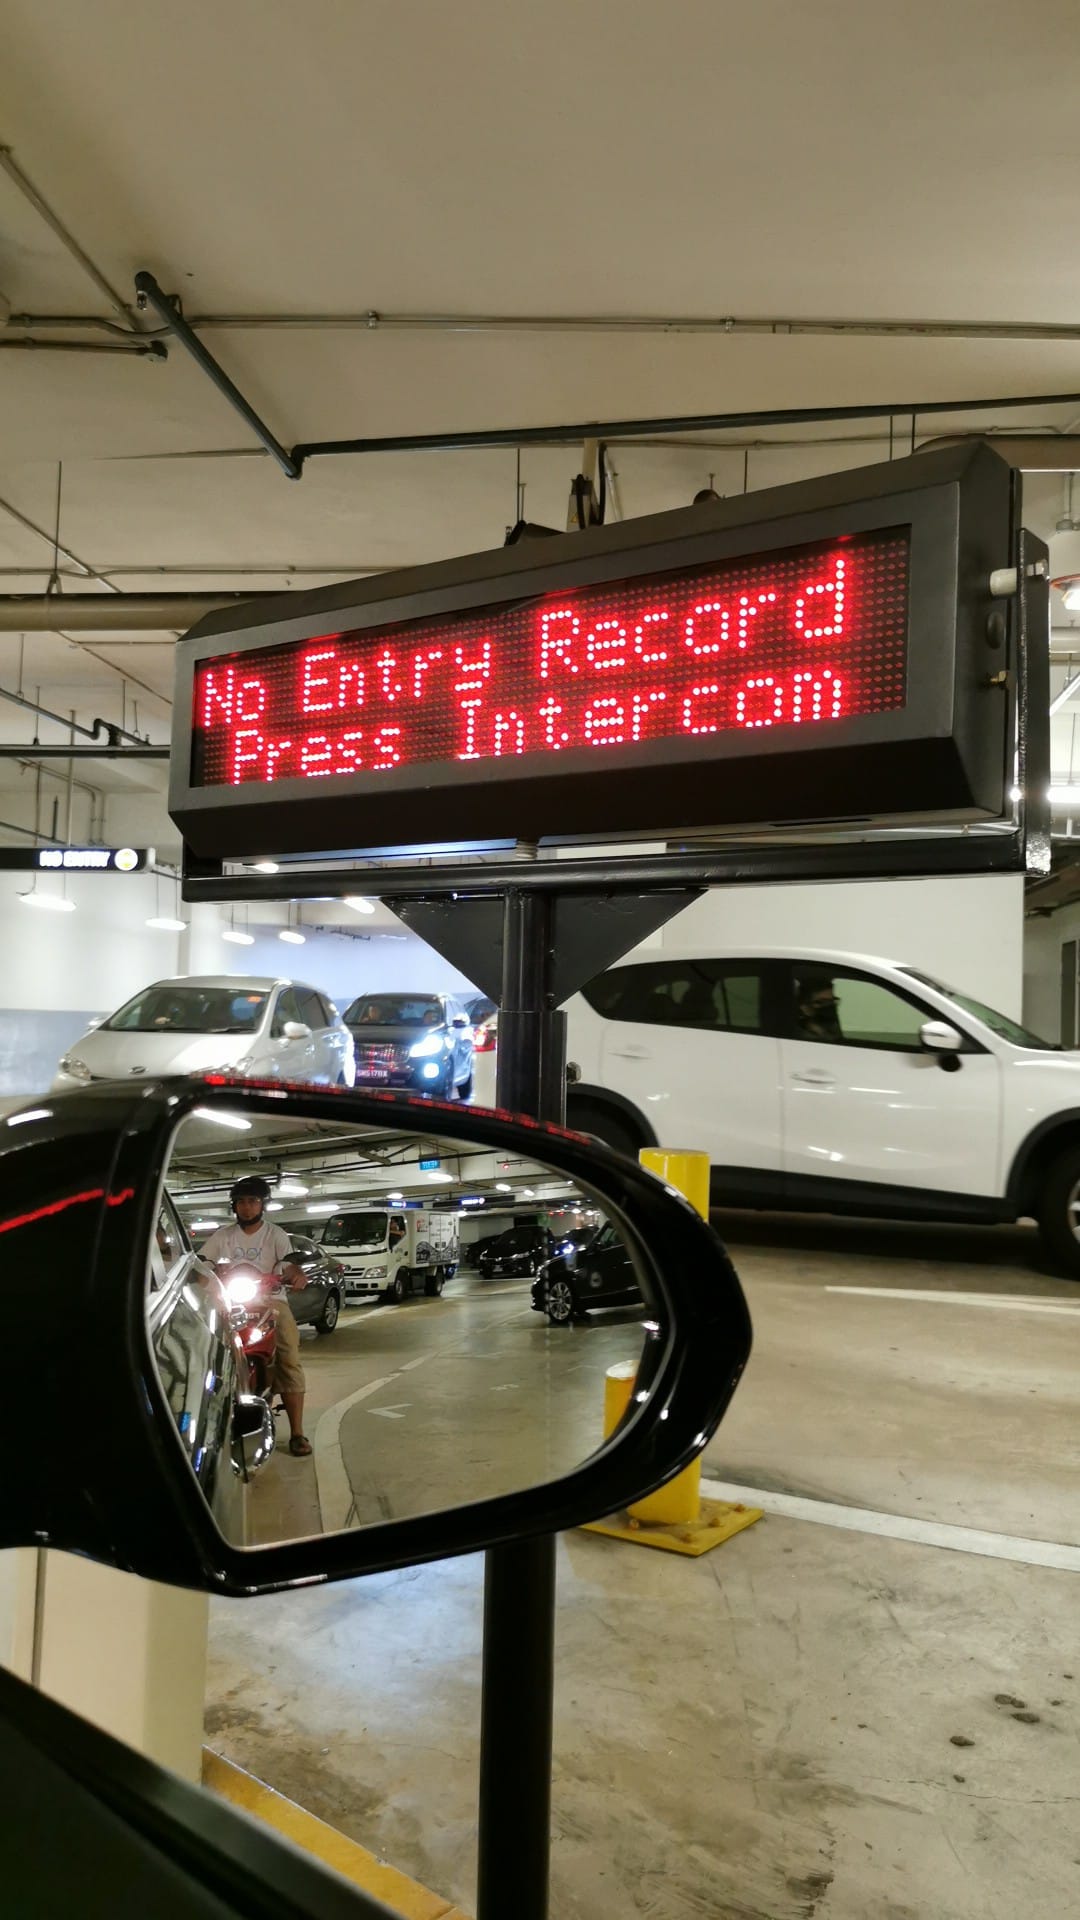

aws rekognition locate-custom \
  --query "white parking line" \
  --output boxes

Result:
[825,1285,1080,1317]
[700,1477,1080,1571]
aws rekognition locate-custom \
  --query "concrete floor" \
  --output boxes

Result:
[205,1215,1080,1918]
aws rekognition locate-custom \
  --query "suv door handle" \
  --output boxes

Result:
[791,1067,836,1086]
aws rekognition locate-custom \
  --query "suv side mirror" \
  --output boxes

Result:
[281,1020,312,1040]
[919,1019,964,1069]
[2,1081,751,1597]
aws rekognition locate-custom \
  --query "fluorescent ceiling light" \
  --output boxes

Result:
[344,896,376,914]
[190,1219,220,1231]
[6,1108,51,1127]
[387,1191,405,1201]
[306,1201,337,1215]
[266,1200,284,1212]
[146,915,187,932]
[426,1170,453,1182]
[252,860,279,874]
[191,1107,253,1131]
[222,928,255,946]
[278,928,306,945]
[20,892,75,912]
[276,1181,309,1197]
[495,1182,512,1192]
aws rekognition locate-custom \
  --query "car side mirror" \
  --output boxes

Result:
[2,1081,751,1597]
[919,1019,964,1069]
[451,1015,470,1028]
[281,1020,311,1040]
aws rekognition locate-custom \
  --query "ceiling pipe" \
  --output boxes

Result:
[0,147,136,321]
[15,305,1080,344]
[0,592,263,631]
[0,682,149,744]
[0,743,168,760]
[134,272,302,479]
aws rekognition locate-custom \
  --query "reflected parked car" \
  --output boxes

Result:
[286,1234,345,1334]
[476,1223,553,1278]
[149,1189,269,1533]
[531,1222,642,1325]
[53,977,355,1091]
[342,992,475,1099]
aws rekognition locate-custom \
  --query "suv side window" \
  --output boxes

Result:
[581,960,764,1034]
[297,989,326,1030]
[786,966,949,1053]
[271,987,303,1037]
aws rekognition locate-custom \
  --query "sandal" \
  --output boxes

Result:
[287,1434,313,1457]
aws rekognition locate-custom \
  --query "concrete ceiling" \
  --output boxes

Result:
[2,0,1080,830]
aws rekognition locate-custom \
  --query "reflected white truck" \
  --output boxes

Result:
[318,1206,459,1304]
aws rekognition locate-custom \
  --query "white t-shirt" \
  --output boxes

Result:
[200,1220,294,1293]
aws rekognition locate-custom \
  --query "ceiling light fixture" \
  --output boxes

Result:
[191,1108,253,1131]
[252,860,279,874]
[146,868,187,934]
[20,889,75,912]
[343,896,376,914]
[147,916,186,932]
[306,1201,337,1215]
[222,928,256,945]
[279,928,305,945]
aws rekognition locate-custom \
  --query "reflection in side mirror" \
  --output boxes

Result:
[919,1019,964,1062]
[451,1015,470,1029]
[281,1021,312,1040]
[153,1108,654,1548]
[230,1394,276,1481]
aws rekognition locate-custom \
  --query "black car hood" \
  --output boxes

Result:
[348,1024,446,1043]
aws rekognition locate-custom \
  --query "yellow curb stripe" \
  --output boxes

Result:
[202,1748,467,1920]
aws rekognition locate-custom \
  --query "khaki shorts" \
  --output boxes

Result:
[271,1297,305,1395]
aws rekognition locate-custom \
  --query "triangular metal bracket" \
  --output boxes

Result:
[387,888,703,1006]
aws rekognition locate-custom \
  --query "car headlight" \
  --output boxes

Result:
[361,1264,387,1279]
[409,1031,450,1059]
[58,1054,91,1082]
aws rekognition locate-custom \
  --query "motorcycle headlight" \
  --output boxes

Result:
[409,1031,450,1059]
[58,1054,91,1082]
[226,1274,260,1305]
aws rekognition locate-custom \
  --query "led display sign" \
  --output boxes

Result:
[170,444,1015,859]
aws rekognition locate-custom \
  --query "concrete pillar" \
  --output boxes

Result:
[0,1548,209,1783]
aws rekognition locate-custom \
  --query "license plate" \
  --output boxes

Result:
[358,1068,390,1082]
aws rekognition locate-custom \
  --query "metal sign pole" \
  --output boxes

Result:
[476,888,566,1920]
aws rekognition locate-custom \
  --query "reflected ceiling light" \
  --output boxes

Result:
[306,1200,337,1215]
[222,928,256,945]
[190,1219,220,1232]
[495,1182,512,1192]
[6,1107,52,1126]
[344,896,376,914]
[191,1108,253,1131]
[252,860,279,874]
[279,928,305,945]
[147,915,187,932]
[387,1191,405,1201]
[265,1200,284,1212]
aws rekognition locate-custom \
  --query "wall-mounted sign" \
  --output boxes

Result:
[170,445,1014,858]
[0,846,153,872]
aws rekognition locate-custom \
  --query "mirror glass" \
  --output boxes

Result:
[148,1104,657,1547]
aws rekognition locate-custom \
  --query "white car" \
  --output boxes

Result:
[53,976,355,1091]
[553,947,1080,1276]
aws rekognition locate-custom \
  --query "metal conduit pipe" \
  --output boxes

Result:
[0,683,149,745]
[14,306,1080,344]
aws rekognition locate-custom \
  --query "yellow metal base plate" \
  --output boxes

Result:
[582,1495,763,1556]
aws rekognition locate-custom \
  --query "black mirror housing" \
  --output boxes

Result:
[1,1080,751,1597]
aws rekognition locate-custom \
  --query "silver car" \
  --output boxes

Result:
[52,976,356,1090]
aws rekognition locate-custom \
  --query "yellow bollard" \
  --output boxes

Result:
[582,1146,762,1556]
[622,1150,711,1524]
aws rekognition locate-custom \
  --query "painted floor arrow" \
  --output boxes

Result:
[367,1403,411,1419]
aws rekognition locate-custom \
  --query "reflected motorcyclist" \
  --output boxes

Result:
[199,1176,312,1457]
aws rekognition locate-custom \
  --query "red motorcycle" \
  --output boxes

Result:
[221,1263,278,1401]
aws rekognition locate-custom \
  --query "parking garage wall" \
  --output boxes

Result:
[659,874,1024,1016]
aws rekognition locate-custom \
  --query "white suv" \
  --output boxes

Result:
[559,947,1080,1276]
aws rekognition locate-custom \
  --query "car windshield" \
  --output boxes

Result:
[320,1210,389,1250]
[106,985,269,1034]
[344,995,443,1028]
[901,970,1057,1051]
